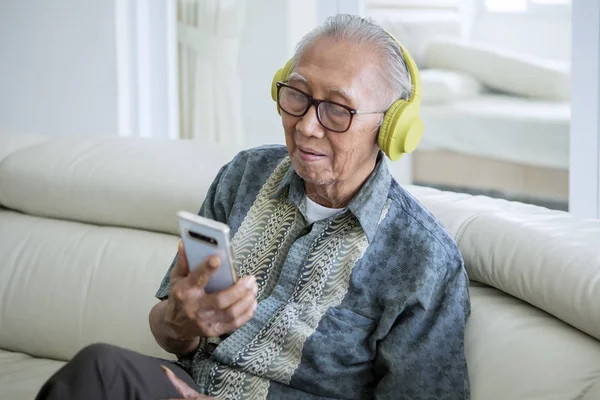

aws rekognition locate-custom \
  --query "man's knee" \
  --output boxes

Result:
[36,343,126,399]
[68,343,125,376]
[75,343,122,360]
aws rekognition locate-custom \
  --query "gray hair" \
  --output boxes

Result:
[292,14,411,110]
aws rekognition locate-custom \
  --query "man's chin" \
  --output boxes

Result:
[292,164,333,187]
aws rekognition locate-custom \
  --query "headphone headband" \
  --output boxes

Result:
[392,38,422,106]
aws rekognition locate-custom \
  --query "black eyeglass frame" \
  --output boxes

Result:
[276,81,385,133]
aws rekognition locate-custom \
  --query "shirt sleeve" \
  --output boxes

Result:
[154,162,231,300]
[374,254,471,400]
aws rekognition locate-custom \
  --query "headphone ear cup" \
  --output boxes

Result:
[271,59,295,115]
[378,100,406,159]
[271,68,285,115]
[378,100,424,161]
[271,68,285,102]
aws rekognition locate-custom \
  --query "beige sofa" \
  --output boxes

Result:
[0,134,599,400]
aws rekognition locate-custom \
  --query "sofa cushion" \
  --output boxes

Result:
[582,382,600,400]
[404,184,544,236]
[0,350,65,399]
[423,38,570,101]
[421,69,483,104]
[467,283,600,400]
[406,185,600,342]
[416,93,570,169]
[460,210,600,342]
[0,132,47,164]
[0,210,176,361]
[0,137,244,235]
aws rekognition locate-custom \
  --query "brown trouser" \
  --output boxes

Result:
[35,343,201,400]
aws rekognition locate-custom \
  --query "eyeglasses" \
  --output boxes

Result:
[276,82,384,133]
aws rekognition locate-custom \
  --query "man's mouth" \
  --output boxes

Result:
[297,146,327,161]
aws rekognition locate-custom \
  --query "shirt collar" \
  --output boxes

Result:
[272,162,306,214]
[346,153,391,243]
[272,154,391,242]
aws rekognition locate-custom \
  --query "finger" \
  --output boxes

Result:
[187,255,221,290]
[217,292,257,324]
[206,275,257,310]
[217,299,258,333]
[161,365,201,398]
[170,240,190,279]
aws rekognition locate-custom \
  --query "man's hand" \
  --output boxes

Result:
[164,241,258,340]
[161,365,218,400]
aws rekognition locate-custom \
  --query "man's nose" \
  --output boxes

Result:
[296,105,325,139]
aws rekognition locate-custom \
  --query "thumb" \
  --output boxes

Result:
[161,365,201,398]
[171,240,190,279]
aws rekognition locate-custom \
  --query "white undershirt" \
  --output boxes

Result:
[305,196,346,224]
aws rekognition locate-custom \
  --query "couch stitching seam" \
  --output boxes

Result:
[455,211,491,248]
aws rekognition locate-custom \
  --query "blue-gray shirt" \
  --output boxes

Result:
[156,145,470,400]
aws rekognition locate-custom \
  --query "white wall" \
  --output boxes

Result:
[239,0,327,147]
[0,0,376,146]
[238,0,290,147]
[470,9,571,61]
[0,0,310,143]
[0,0,119,137]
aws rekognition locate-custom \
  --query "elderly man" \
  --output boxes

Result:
[36,14,470,400]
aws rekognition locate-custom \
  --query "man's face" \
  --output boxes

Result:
[281,37,384,187]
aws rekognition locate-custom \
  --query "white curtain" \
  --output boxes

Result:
[177,0,245,144]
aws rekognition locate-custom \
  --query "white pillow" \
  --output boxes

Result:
[423,38,570,101]
[420,69,483,104]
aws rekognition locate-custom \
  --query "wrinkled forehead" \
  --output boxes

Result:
[291,37,384,106]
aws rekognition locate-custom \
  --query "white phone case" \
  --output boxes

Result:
[177,211,237,293]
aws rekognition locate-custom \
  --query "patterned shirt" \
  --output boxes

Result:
[156,145,471,400]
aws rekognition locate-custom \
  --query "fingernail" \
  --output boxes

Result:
[209,257,220,268]
[160,364,169,374]
[253,301,258,311]
[178,240,183,251]
[252,284,258,296]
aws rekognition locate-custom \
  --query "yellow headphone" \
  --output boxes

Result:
[270,34,423,161]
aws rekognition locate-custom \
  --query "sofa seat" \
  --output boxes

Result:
[0,350,64,399]
[3,281,599,399]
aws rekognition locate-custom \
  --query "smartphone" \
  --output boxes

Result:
[177,211,238,293]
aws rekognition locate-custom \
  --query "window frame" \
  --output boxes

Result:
[569,0,600,218]
[484,0,570,19]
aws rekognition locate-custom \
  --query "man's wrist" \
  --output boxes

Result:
[163,321,200,357]
[157,300,201,356]
[167,335,200,359]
